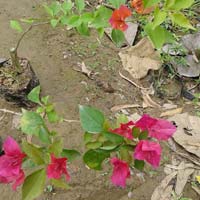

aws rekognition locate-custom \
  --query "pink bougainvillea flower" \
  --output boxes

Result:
[109,5,132,31]
[110,157,130,188]
[0,136,26,190]
[135,114,176,141]
[47,154,70,181]
[110,121,134,140]
[134,140,161,168]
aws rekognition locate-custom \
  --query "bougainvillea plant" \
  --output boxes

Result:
[0,86,80,200]
[11,0,195,49]
[79,105,176,187]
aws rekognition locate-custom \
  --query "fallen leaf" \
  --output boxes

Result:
[169,113,200,158]
[196,176,200,184]
[124,22,138,46]
[151,171,177,200]
[160,108,183,117]
[111,104,141,112]
[162,103,177,110]
[119,38,161,79]
[175,162,194,195]
[74,62,94,78]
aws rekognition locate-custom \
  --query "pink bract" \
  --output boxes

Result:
[109,5,132,31]
[0,136,26,190]
[135,114,176,140]
[110,121,134,140]
[110,157,130,188]
[47,154,70,181]
[134,140,161,168]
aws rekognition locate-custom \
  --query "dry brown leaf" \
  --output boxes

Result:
[111,104,141,112]
[175,162,195,195]
[151,171,177,200]
[74,62,93,78]
[160,108,183,117]
[119,38,161,79]
[169,113,200,158]
[162,103,178,110]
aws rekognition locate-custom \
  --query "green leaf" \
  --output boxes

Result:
[86,141,102,149]
[132,127,140,138]
[134,160,145,170]
[116,114,128,128]
[102,131,124,145]
[41,96,49,105]
[145,23,175,49]
[22,141,45,165]
[111,29,125,47]
[21,110,44,135]
[50,19,59,28]
[38,126,51,144]
[83,149,110,170]
[50,1,61,16]
[91,6,112,28]
[43,5,54,16]
[66,15,81,27]
[138,130,148,140]
[22,159,36,169]
[152,8,167,29]
[79,105,105,133]
[108,0,126,8]
[120,146,132,163]
[76,23,90,36]
[75,0,85,12]
[170,12,195,30]
[27,86,41,104]
[61,0,73,14]
[97,27,104,38]
[49,139,63,156]
[61,149,81,162]
[84,132,93,143]
[143,0,161,8]
[167,0,194,10]
[22,169,46,200]
[80,12,94,23]
[51,179,70,189]
[47,110,60,123]
[20,18,35,24]
[10,20,23,33]
[100,141,118,151]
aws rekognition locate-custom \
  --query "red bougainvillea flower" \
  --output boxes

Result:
[134,140,161,168]
[110,157,130,188]
[135,114,176,141]
[110,121,134,140]
[109,5,132,31]
[47,154,70,181]
[131,0,154,14]
[0,136,26,190]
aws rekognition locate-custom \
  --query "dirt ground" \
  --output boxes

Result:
[0,0,199,200]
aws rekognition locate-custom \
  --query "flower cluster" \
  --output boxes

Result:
[109,114,176,187]
[109,3,154,32]
[0,137,70,190]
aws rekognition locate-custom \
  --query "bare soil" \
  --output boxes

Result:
[0,0,199,200]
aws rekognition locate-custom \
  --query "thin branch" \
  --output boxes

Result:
[63,119,80,123]
[119,71,150,90]
[0,109,21,116]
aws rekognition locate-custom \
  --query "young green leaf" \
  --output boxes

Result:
[76,23,90,36]
[51,179,70,189]
[22,169,46,200]
[10,20,23,33]
[27,85,41,104]
[86,141,102,149]
[134,159,145,170]
[167,0,194,10]
[79,105,105,133]
[49,139,63,156]
[61,0,73,14]
[111,29,125,47]
[152,8,167,29]
[61,149,81,162]
[102,131,124,145]
[75,0,85,13]
[116,114,128,128]
[38,126,51,144]
[83,149,110,170]
[132,127,140,138]
[43,5,54,16]
[84,132,93,143]
[51,19,59,28]
[170,12,195,30]
[120,146,132,163]
[138,131,148,140]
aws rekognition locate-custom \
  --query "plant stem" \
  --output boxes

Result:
[10,21,49,73]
